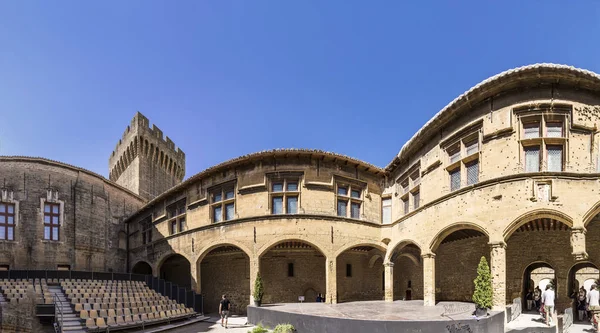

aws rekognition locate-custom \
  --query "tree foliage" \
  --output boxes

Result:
[472,256,493,309]
[253,272,264,301]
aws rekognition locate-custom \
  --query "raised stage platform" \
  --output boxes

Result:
[248,300,504,333]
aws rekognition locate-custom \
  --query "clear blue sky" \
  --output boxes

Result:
[1,1,599,179]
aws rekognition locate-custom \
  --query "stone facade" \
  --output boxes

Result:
[6,63,600,321]
[0,157,144,272]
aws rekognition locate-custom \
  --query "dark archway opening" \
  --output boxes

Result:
[159,254,191,290]
[506,217,571,312]
[260,241,325,304]
[567,262,599,321]
[131,261,152,275]
[435,228,488,302]
[199,246,250,315]
[390,243,422,301]
[522,262,555,313]
[336,246,385,302]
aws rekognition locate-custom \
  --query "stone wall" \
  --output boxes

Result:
[200,250,250,314]
[393,255,423,301]
[336,250,384,302]
[260,249,326,304]
[0,157,144,272]
[435,236,489,302]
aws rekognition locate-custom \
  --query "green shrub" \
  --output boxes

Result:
[274,323,296,333]
[472,256,493,309]
[253,272,264,301]
[248,324,269,333]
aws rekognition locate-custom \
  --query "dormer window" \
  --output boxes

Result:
[518,109,567,173]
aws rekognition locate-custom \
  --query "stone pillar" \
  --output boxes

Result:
[190,260,200,293]
[249,256,260,305]
[422,253,436,306]
[384,262,394,302]
[571,227,588,261]
[326,257,337,304]
[489,241,507,311]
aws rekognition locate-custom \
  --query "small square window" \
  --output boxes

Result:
[337,186,348,196]
[272,183,284,192]
[213,192,222,203]
[286,182,298,191]
[225,189,235,200]
[351,190,361,199]
[524,122,540,139]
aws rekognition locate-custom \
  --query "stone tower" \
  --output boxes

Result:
[109,112,185,201]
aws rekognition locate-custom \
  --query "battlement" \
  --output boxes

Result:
[110,112,185,162]
[108,112,186,200]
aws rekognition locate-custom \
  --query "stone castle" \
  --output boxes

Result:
[2,63,600,316]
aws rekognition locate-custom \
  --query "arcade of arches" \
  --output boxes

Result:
[150,213,600,315]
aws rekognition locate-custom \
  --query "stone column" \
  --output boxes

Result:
[190,260,200,293]
[384,262,394,302]
[489,241,507,311]
[422,253,436,306]
[326,257,337,304]
[249,256,260,305]
[571,227,588,261]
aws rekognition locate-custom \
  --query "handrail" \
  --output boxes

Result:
[53,293,64,333]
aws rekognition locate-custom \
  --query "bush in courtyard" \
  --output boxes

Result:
[253,272,264,303]
[273,323,296,333]
[472,256,493,310]
[248,324,269,333]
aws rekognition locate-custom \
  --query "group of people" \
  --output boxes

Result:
[526,283,600,331]
[571,284,600,332]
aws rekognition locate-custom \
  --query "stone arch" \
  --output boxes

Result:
[144,139,149,156]
[334,241,387,258]
[429,222,490,252]
[195,240,253,265]
[583,200,600,227]
[368,254,384,269]
[157,253,192,290]
[131,261,153,275]
[257,236,329,258]
[150,143,155,160]
[385,239,422,262]
[397,252,420,266]
[504,209,573,241]
[197,242,251,314]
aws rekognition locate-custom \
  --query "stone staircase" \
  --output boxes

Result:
[48,286,86,333]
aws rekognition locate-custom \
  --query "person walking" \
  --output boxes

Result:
[541,285,556,327]
[587,284,600,332]
[578,286,588,322]
[219,294,231,329]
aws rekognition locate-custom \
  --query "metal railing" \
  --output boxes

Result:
[53,293,64,333]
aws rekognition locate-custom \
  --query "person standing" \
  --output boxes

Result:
[526,289,534,311]
[534,286,542,311]
[587,284,600,332]
[219,294,231,329]
[541,285,556,327]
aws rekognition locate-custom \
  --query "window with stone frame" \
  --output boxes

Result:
[519,111,566,173]
[140,216,152,245]
[43,202,60,241]
[210,183,236,223]
[166,199,187,233]
[397,165,421,215]
[382,198,392,224]
[270,177,300,215]
[0,203,15,241]
[336,183,362,219]
[445,132,480,192]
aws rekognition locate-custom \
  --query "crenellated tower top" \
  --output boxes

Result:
[109,112,186,201]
